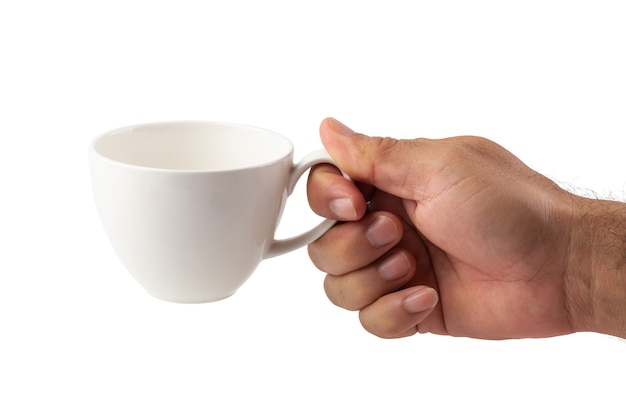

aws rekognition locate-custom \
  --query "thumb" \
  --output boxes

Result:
[320,118,420,200]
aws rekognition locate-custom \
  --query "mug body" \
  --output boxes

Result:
[89,121,293,302]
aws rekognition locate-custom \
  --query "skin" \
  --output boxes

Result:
[307,118,626,340]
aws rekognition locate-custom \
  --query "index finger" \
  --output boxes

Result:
[307,163,368,221]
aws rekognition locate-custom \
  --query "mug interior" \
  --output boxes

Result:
[92,121,294,171]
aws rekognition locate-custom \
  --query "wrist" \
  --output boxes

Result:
[566,196,626,337]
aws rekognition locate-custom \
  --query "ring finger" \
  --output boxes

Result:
[324,249,416,311]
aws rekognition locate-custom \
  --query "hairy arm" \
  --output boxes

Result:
[567,196,626,338]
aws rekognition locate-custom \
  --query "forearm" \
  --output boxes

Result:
[567,196,626,338]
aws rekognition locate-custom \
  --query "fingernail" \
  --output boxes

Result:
[329,118,355,137]
[330,198,357,220]
[379,252,410,281]
[366,216,398,247]
[403,287,438,314]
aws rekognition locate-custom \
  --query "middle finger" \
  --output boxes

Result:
[308,212,403,276]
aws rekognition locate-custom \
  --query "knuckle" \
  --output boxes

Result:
[324,275,365,312]
[307,242,325,271]
[360,313,395,339]
[358,294,420,339]
[359,307,398,339]
[307,222,369,277]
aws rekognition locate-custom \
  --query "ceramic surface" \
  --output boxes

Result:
[90,121,337,302]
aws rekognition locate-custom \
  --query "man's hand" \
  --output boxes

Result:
[307,118,626,339]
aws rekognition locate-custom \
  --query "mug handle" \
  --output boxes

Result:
[264,149,348,259]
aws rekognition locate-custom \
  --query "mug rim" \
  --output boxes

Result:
[89,120,295,173]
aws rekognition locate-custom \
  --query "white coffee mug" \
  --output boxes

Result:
[89,121,341,303]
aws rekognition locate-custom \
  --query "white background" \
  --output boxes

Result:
[1,1,625,415]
